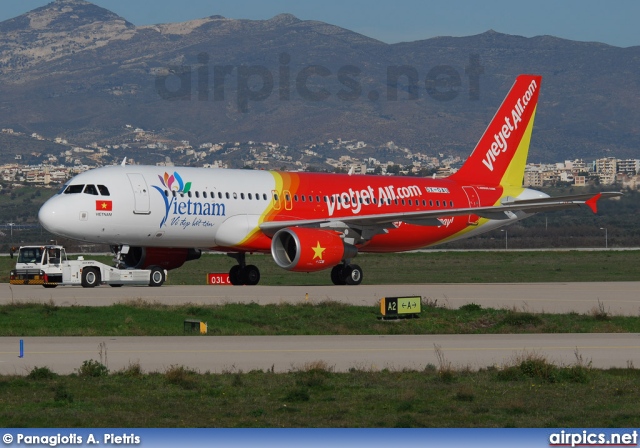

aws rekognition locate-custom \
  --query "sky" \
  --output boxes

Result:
[2,0,639,48]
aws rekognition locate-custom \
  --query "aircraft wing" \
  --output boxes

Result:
[259,191,622,235]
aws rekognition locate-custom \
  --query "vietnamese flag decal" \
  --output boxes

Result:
[96,200,113,211]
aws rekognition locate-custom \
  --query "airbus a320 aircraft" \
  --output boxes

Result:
[38,75,620,285]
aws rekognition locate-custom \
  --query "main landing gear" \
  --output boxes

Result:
[227,254,362,286]
[330,262,363,286]
[227,253,260,286]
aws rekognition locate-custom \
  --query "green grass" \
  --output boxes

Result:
[2,359,640,427]
[0,301,637,337]
[4,249,637,285]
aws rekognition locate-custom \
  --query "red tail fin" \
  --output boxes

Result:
[450,75,542,187]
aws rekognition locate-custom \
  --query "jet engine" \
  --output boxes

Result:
[271,227,357,272]
[118,247,201,270]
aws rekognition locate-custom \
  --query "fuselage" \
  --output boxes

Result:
[38,165,543,253]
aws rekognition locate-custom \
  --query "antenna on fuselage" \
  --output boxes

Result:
[121,157,127,166]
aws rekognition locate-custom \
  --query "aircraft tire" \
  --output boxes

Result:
[149,266,165,287]
[229,265,242,286]
[243,265,261,286]
[81,267,100,288]
[344,264,363,286]
[330,265,346,285]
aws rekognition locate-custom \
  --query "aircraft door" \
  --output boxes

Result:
[271,190,282,210]
[462,186,480,225]
[127,173,151,215]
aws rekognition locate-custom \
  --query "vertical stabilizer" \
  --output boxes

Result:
[450,75,542,187]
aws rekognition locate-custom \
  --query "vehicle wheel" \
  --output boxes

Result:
[330,265,346,285]
[229,265,242,285]
[242,265,261,285]
[149,266,165,287]
[344,264,363,286]
[81,268,100,288]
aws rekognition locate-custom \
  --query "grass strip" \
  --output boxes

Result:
[0,301,638,337]
[1,356,639,428]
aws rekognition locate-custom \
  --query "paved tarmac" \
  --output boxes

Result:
[2,282,639,315]
[1,333,639,375]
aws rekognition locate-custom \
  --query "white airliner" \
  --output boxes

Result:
[38,75,620,285]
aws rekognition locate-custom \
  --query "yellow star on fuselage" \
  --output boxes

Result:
[312,241,326,260]
[101,202,108,209]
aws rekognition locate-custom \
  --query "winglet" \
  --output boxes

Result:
[585,193,602,214]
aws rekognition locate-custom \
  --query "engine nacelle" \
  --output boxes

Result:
[271,227,357,272]
[119,247,201,271]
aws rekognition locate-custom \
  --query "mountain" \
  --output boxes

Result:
[0,0,639,162]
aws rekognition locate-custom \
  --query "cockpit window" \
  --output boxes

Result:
[97,185,110,196]
[83,185,98,196]
[64,185,84,194]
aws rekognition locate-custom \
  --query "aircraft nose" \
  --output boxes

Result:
[38,198,67,235]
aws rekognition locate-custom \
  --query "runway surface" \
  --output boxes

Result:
[1,282,638,375]
[1,334,639,375]
[2,282,639,315]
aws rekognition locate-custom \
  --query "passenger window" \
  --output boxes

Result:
[263,194,268,201]
[226,193,230,199]
[97,185,110,196]
[195,191,200,199]
[164,190,169,197]
[233,192,238,200]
